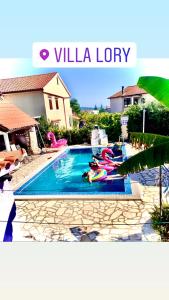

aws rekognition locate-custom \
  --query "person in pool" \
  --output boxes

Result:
[82,162,104,183]
[82,165,126,183]
[92,156,122,167]
[93,151,122,161]
[82,169,96,183]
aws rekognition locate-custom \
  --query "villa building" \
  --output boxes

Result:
[0,72,73,129]
[108,85,156,113]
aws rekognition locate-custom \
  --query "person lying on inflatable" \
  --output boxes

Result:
[82,167,126,183]
[82,168,106,183]
[89,161,116,173]
[92,156,122,167]
[92,148,123,163]
[93,152,123,161]
[112,143,123,155]
[93,146,122,161]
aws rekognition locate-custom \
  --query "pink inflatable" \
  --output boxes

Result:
[97,163,116,172]
[47,132,67,148]
[101,148,113,163]
[90,161,117,173]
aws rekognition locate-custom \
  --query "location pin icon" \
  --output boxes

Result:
[40,49,49,61]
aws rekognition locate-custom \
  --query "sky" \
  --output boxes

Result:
[0,0,169,106]
[0,1,169,58]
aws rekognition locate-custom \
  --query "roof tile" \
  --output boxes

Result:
[108,85,147,99]
[0,72,57,93]
[0,103,38,131]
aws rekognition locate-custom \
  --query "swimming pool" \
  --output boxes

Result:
[14,146,132,196]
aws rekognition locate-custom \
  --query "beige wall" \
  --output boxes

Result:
[43,74,70,98]
[43,73,72,129]
[29,126,41,154]
[3,91,46,118]
[43,94,73,129]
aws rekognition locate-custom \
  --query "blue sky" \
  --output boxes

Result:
[0,0,169,58]
[0,1,169,106]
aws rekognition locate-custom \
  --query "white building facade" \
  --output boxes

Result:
[108,85,156,113]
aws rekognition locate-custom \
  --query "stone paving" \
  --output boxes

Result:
[11,145,162,242]
[13,195,160,241]
[11,150,58,189]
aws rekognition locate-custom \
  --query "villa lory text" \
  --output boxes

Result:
[33,42,137,68]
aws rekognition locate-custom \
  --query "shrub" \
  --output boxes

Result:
[37,115,52,147]
[151,204,169,241]
[126,103,169,136]
[38,112,122,145]
[80,112,121,142]
[125,105,143,133]
[47,126,91,145]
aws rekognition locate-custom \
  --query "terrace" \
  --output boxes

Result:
[11,143,160,242]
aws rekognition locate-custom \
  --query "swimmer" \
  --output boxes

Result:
[82,169,96,183]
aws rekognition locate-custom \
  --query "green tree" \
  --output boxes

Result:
[80,111,121,141]
[125,102,169,136]
[94,104,98,110]
[118,76,169,175]
[99,104,105,113]
[70,98,81,115]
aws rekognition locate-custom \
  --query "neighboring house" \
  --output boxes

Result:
[0,72,73,129]
[0,102,39,154]
[108,85,156,113]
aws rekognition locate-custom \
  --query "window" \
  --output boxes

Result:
[124,97,131,107]
[55,97,59,109]
[133,97,139,105]
[56,77,59,85]
[48,96,53,110]
[141,97,145,104]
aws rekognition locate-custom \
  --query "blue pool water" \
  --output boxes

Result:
[14,146,132,196]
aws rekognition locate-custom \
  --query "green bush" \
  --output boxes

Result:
[126,103,169,136]
[80,112,121,142]
[48,126,91,145]
[38,112,122,145]
[125,105,143,133]
[37,115,52,147]
[151,204,169,241]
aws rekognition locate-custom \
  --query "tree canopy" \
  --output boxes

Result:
[99,104,106,113]
[70,98,81,115]
[119,76,169,175]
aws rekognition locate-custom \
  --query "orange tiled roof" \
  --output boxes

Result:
[0,72,57,93]
[0,102,38,131]
[108,85,147,99]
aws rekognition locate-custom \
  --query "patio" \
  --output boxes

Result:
[11,144,161,241]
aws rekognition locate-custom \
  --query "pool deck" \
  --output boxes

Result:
[11,144,160,241]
